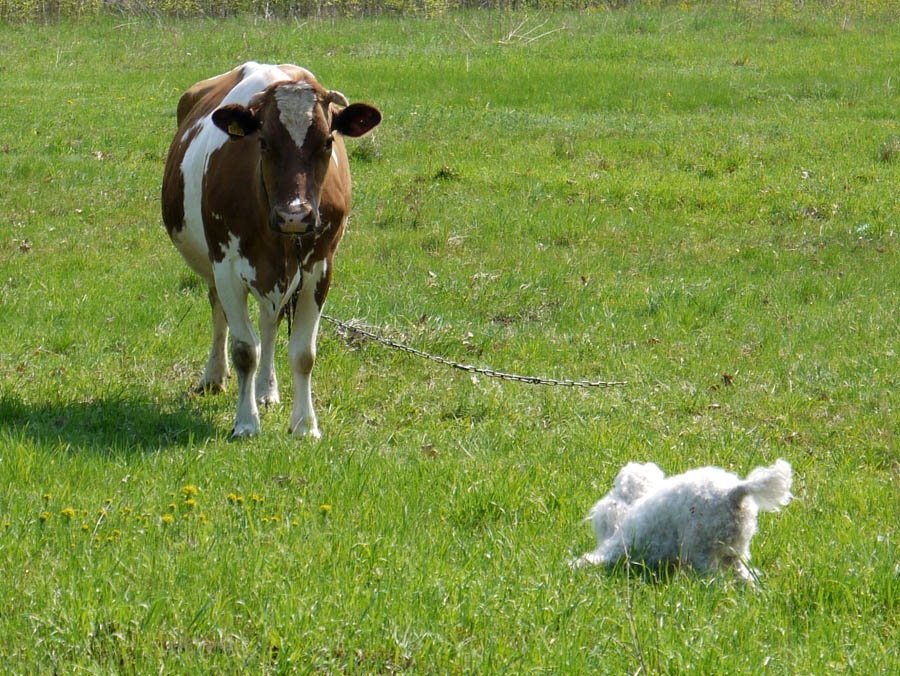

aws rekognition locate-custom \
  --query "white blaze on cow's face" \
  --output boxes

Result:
[274,83,317,150]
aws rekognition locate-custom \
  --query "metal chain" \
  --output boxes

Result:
[320,313,627,389]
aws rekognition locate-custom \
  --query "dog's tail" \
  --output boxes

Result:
[731,459,793,512]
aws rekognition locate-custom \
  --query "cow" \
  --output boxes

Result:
[161,62,381,438]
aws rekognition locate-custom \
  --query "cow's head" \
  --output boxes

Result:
[211,80,381,234]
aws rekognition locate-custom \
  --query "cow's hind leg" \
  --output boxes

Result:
[256,300,281,408]
[288,259,328,439]
[214,266,261,438]
[196,287,230,394]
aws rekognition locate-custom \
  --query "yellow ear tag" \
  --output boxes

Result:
[227,121,245,137]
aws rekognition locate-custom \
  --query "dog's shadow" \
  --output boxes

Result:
[0,392,219,455]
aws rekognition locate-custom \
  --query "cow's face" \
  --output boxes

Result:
[212,81,381,234]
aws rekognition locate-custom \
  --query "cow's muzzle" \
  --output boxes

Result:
[270,201,319,234]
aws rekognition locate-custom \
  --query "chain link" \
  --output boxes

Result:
[321,313,627,389]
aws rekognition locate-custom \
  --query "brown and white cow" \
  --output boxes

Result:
[161,62,381,438]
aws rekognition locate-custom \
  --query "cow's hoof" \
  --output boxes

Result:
[195,381,226,396]
[289,421,321,440]
[257,392,281,409]
[230,422,260,439]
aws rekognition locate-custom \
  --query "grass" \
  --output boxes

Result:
[1,5,899,672]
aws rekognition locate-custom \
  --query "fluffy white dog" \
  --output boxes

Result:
[573,459,793,583]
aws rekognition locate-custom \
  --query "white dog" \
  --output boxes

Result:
[573,459,793,583]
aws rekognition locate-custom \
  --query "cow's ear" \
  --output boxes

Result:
[212,103,260,139]
[332,103,381,138]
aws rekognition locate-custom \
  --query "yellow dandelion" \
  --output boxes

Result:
[184,498,197,510]
[161,514,174,525]
[182,513,190,520]
[226,493,238,503]
[2,522,11,529]
[181,485,199,497]
[261,517,269,524]
[291,520,300,527]
[319,504,331,515]
[39,511,50,521]
[42,493,51,501]
[236,495,244,504]
[81,523,89,531]
[250,493,263,503]
[168,503,176,511]
[197,513,207,523]
[105,498,113,504]
[121,507,133,514]
[111,529,121,538]
[61,507,76,519]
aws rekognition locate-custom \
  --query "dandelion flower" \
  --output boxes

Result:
[168,503,177,511]
[61,507,76,519]
[319,504,331,515]
[161,514,174,525]
[184,498,197,510]
[182,485,199,497]
[226,493,238,503]
[39,511,50,522]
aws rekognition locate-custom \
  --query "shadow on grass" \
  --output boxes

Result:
[0,393,219,454]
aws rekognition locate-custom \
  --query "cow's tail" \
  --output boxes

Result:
[282,272,303,337]
[282,289,300,337]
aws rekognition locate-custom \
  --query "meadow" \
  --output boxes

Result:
[1,5,898,672]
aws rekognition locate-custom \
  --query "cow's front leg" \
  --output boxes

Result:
[255,299,281,408]
[214,266,260,438]
[288,259,328,439]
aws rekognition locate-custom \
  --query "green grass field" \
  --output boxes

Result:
[1,6,899,672]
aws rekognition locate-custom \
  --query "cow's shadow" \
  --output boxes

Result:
[0,392,220,455]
